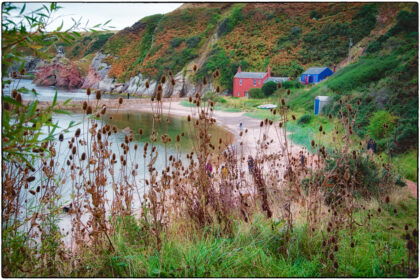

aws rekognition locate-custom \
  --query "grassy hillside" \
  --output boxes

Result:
[73,3,412,88]
[286,5,418,155]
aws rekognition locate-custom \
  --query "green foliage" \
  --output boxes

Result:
[170,37,184,48]
[300,4,377,65]
[272,60,303,78]
[391,150,418,182]
[202,91,219,103]
[85,33,114,55]
[248,88,264,99]
[297,114,312,125]
[217,6,243,37]
[282,80,303,89]
[195,46,244,92]
[261,81,277,97]
[367,111,397,141]
[309,10,322,20]
[186,36,201,48]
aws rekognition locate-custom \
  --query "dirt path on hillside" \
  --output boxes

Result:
[405,180,418,198]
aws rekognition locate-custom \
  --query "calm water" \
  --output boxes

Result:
[10,85,233,242]
[3,78,132,101]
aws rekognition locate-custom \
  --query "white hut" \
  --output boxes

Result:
[314,96,331,115]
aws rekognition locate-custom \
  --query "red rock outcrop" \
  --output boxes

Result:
[34,57,84,88]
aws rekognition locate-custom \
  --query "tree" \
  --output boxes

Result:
[262,81,277,97]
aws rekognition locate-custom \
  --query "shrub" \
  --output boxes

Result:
[218,97,227,103]
[170,37,184,48]
[248,88,264,99]
[309,10,322,20]
[297,114,312,125]
[262,81,277,97]
[367,110,397,141]
[282,80,303,89]
[202,91,219,103]
[186,36,201,48]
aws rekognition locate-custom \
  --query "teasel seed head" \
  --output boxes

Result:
[118,97,123,105]
[385,196,390,204]
[86,106,93,115]
[12,89,18,98]
[193,64,197,71]
[350,242,354,248]
[187,115,191,122]
[405,224,409,231]
[281,98,285,106]
[329,252,334,260]
[203,76,207,85]
[292,115,296,120]
[319,125,323,132]
[377,207,381,213]
[59,134,64,142]
[145,80,150,88]
[86,88,91,96]
[334,262,339,269]
[12,71,17,78]
[277,82,282,89]
[75,128,81,138]
[171,78,175,86]
[216,86,220,93]
[82,101,87,110]
[95,90,101,100]
[161,75,166,84]
[81,152,86,161]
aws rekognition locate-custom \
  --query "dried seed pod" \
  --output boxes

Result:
[292,115,296,120]
[281,98,285,106]
[171,78,175,86]
[161,75,166,84]
[12,89,18,98]
[203,76,207,85]
[95,90,101,100]
[216,86,220,93]
[75,128,81,138]
[287,89,290,95]
[81,153,86,161]
[319,125,323,132]
[59,134,64,142]
[187,115,191,122]
[277,82,282,89]
[86,106,92,115]
[27,176,36,182]
[12,71,17,78]
[82,101,87,110]
[193,64,197,71]
[86,88,91,96]
[118,97,123,105]
[139,128,143,135]
[145,80,150,88]
[385,196,390,204]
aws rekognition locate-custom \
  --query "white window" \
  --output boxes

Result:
[240,79,242,85]
[253,79,256,86]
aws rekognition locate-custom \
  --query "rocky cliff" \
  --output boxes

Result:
[34,56,84,88]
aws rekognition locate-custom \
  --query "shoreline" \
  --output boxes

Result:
[32,98,309,161]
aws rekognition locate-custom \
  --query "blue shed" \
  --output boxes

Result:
[314,96,331,115]
[300,67,333,85]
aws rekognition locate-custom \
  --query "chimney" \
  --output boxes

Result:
[267,66,271,77]
[238,66,241,73]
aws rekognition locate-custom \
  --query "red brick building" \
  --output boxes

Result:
[232,67,288,97]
